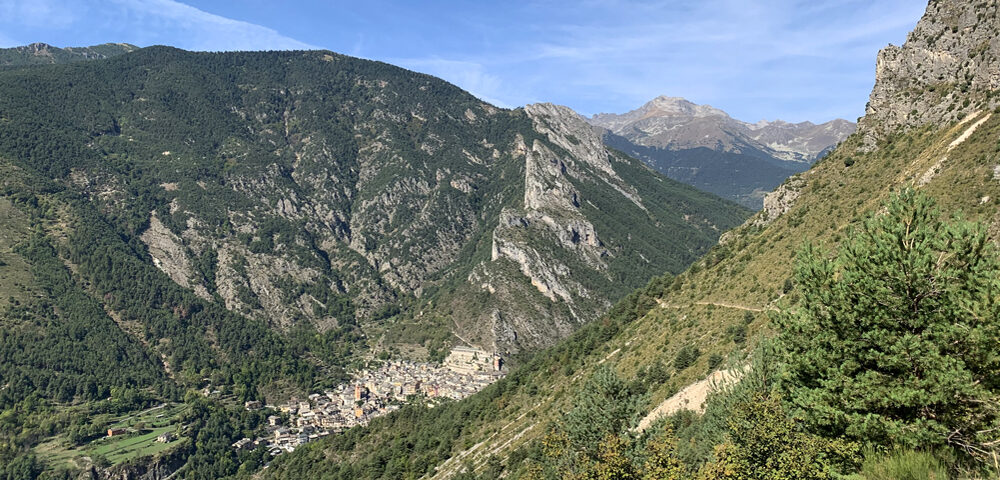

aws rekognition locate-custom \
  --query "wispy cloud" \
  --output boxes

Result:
[394,57,513,108]
[0,0,316,52]
[107,0,317,51]
[443,0,928,121]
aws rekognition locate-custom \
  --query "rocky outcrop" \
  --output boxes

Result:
[859,0,1000,150]
[0,42,138,67]
[526,103,621,179]
[140,214,196,291]
[82,446,187,480]
[752,175,805,228]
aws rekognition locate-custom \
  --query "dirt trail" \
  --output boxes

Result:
[636,367,745,432]
[919,112,992,186]
[657,298,775,313]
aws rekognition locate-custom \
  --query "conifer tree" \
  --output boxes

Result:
[777,188,1000,457]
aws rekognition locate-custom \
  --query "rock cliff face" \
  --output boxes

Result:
[860,0,1000,149]
[748,174,806,229]
[0,46,749,356]
[451,102,750,352]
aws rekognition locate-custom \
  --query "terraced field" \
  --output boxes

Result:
[34,403,187,468]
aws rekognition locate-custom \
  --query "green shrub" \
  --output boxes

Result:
[859,448,949,480]
[707,354,724,371]
[673,345,701,371]
[725,324,747,345]
[778,189,1000,455]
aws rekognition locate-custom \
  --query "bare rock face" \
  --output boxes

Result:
[141,214,196,291]
[860,0,1000,150]
[752,175,806,228]
[526,103,622,179]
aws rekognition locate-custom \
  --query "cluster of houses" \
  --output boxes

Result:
[233,347,504,457]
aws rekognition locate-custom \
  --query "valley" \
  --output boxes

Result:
[2,0,999,479]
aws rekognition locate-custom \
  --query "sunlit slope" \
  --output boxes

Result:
[262,110,1000,479]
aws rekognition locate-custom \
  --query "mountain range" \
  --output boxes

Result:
[0,42,748,406]
[258,0,1000,477]
[589,96,855,207]
[3,0,1000,477]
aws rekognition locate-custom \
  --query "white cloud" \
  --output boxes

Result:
[108,0,317,51]
[496,0,926,121]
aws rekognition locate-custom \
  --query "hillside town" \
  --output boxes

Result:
[236,347,505,457]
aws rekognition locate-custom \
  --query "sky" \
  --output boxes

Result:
[0,0,928,122]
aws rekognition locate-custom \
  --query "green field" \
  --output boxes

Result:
[107,403,187,429]
[89,426,179,463]
[34,403,188,469]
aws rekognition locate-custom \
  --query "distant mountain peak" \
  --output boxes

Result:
[640,96,730,119]
[587,95,855,164]
[747,119,817,130]
[584,96,856,208]
[590,96,730,130]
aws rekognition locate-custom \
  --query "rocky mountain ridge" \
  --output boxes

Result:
[0,42,137,68]
[0,46,749,363]
[588,96,854,208]
[589,96,855,163]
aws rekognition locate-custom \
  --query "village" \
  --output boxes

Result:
[235,346,505,457]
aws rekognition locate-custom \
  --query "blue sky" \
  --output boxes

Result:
[0,0,926,122]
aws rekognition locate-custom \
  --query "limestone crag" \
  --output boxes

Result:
[0,42,137,67]
[860,0,1000,149]
[751,175,806,228]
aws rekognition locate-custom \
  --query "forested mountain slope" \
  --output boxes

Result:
[263,0,1000,477]
[0,42,137,68]
[0,44,752,477]
[0,46,747,359]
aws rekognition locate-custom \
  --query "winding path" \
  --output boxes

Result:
[656,298,776,313]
